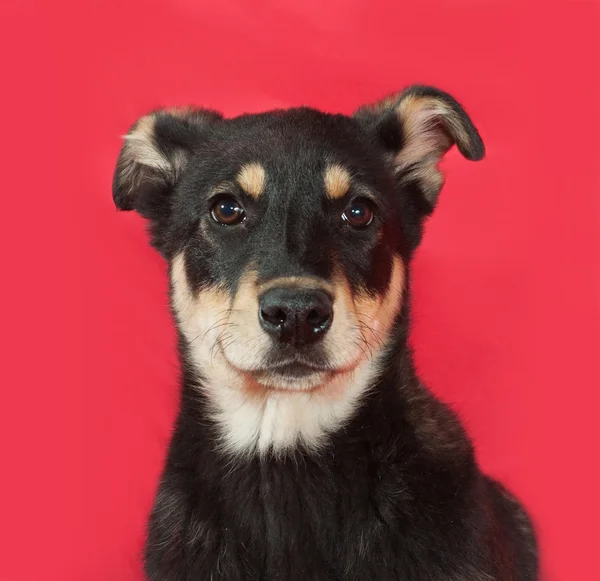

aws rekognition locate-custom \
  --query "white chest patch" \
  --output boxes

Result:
[203,354,388,455]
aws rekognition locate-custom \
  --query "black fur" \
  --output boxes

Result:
[112,86,538,580]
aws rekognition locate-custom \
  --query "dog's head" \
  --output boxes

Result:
[113,86,484,453]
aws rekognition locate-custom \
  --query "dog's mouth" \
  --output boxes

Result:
[252,362,334,391]
[248,355,336,390]
[216,333,361,392]
[265,361,324,378]
[221,344,337,391]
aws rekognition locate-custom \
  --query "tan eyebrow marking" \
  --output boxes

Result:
[324,164,352,200]
[237,163,266,199]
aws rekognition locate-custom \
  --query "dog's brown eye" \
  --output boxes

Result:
[342,200,374,228]
[211,197,246,225]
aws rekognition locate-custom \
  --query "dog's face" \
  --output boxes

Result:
[113,86,484,454]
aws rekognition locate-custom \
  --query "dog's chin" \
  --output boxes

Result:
[222,354,338,392]
[252,368,332,392]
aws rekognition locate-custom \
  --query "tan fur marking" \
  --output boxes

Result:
[324,164,352,200]
[395,96,450,169]
[117,114,171,200]
[353,256,405,351]
[361,92,472,203]
[122,114,170,172]
[237,163,266,199]
[325,256,405,374]
[397,96,470,164]
[258,276,335,295]
[389,95,469,202]
[171,253,230,328]
[222,268,270,371]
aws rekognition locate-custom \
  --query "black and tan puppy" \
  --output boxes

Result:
[112,86,538,580]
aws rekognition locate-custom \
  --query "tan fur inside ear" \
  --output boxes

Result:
[122,115,172,172]
[115,112,188,206]
[115,113,174,205]
[393,95,470,202]
[114,105,223,211]
[357,88,481,205]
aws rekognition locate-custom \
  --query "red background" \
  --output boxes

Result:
[1,1,598,580]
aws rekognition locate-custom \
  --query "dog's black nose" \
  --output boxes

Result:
[259,288,333,346]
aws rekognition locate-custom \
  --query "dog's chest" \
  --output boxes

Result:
[185,451,471,581]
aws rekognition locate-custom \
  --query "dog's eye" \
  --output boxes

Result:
[211,196,246,225]
[341,199,374,229]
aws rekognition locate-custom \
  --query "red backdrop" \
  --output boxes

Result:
[1,1,598,580]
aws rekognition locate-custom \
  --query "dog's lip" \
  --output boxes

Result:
[268,357,330,371]
[251,362,335,393]
[218,340,359,385]
[255,361,330,378]
[217,337,332,375]
[220,345,357,379]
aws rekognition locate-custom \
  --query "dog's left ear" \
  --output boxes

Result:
[354,85,485,212]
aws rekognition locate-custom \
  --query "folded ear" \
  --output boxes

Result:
[113,107,222,217]
[355,85,484,212]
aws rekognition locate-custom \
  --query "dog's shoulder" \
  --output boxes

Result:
[403,381,473,460]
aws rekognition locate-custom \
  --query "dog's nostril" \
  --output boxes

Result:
[261,307,287,326]
[307,308,330,329]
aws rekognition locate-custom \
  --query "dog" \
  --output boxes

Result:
[112,85,538,580]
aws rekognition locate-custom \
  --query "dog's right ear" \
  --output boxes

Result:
[112,107,222,218]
